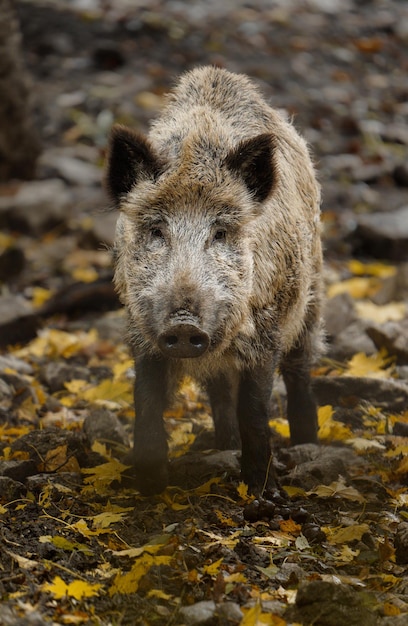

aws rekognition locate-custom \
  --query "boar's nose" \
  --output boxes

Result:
[158,322,210,358]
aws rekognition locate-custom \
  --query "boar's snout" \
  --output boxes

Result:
[158,315,210,359]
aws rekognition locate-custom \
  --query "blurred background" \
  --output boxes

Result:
[0,0,407,347]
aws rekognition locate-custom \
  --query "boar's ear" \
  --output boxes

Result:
[105,125,163,205]
[225,133,277,203]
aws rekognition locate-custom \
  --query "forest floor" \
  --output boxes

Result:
[1,1,408,625]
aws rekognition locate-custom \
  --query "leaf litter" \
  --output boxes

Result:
[1,0,408,624]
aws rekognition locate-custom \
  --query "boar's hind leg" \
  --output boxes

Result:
[132,355,170,496]
[237,363,276,493]
[207,371,240,450]
[281,331,318,445]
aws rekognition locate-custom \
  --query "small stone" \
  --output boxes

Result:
[290,581,378,626]
[324,292,356,339]
[215,601,243,623]
[354,205,408,261]
[328,319,376,361]
[179,600,216,625]
[83,407,129,449]
[0,179,71,234]
[0,476,26,500]
[0,460,38,483]
[0,355,33,375]
[366,319,408,364]
[40,361,91,393]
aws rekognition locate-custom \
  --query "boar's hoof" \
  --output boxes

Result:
[158,323,209,358]
[134,463,169,496]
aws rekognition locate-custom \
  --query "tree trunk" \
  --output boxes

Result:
[0,0,41,181]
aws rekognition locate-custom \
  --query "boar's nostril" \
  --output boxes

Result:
[158,323,209,358]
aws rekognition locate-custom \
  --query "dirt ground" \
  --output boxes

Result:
[0,1,408,624]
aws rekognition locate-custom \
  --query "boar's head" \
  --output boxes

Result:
[106,125,277,366]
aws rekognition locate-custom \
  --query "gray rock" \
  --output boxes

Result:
[324,292,356,339]
[367,319,408,364]
[25,472,82,495]
[94,311,126,341]
[40,154,101,186]
[313,375,408,412]
[355,205,408,261]
[0,378,13,408]
[83,407,129,449]
[0,476,26,500]
[280,444,364,490]
[0,355,33,375]
[215,602,243,623]
[0,179,71,233]
[171,449,241,489]
[288,580,379,626]
[0,460,38,483]
[40,361,91,393]
[0,294,32,325]
[179,601,216,625]
[328,319,376,360]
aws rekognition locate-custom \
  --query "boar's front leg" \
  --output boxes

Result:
[280,331,318,445]
[132,355,170,496]
[207,371,241,450]
[237,362,276,494]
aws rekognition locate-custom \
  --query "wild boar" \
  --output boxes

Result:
[105,66,324,497]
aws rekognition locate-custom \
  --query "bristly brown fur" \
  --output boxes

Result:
[105,66,324,496]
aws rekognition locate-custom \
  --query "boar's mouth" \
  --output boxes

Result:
[157,314,210,358]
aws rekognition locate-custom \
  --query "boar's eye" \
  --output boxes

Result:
[212,229,227,243]
[150,226,164,240]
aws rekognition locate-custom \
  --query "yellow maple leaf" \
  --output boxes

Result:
[109,554,172,595]
[347,259,396,278]
[327,276,380,299]
[327,523,371,545]
[81,458,130,491]
[17,328,98,359]
[147,589,173,600]
[71,267,99,283]
[92,510,131,529]
[82,379,133,407]
[215,510,236,527]
[241,604,286,626]
[394,455,408,476]
[39,535,93,556]
[346,437,386,451]
[70,518,111,538]
[355,300,406,323]
[307,477,365,502]
[269,417,290,438]
[344,351,394,378]
[43,576,101,599]
[64,379,88,394]
[318,405,353,441]
[112,359,134,380]
[203,557,223,576]
[31,286,53,308]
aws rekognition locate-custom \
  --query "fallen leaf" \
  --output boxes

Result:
[327,276,380,299]
[355,300,406,323]
[318,405,353,441]
[327,523,371,544]
[203,557,223,576]
[344,351,394,379]
[109,554,172,595]
[346,437,386,451]
[308,477,366,503]
[43,576,101,599]
[39,535,93,556]
[347,260,396,278]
